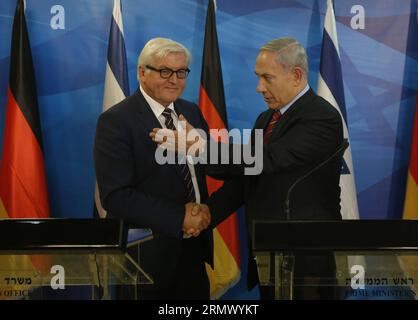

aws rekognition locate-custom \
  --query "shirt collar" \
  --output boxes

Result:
[140,85,175,118]
[279,84,310,115]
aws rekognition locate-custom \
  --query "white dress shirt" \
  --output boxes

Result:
[140,85,201,204]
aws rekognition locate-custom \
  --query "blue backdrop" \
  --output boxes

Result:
[0,0,417,263]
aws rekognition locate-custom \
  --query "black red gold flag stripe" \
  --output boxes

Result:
[0,0,50,219]
[199,0,240,299]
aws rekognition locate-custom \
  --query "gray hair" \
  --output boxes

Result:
[137,37,191,82]
[260,37,308,76]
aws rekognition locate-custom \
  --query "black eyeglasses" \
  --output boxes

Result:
[146,65,190,79]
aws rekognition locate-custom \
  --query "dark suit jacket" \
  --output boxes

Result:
[94,89,213,286]
[206,89,344,289]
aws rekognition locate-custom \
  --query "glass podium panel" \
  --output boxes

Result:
[0,219,153,300]
[252,220,418,300]
[255,251,418,300]
[0,251,152,300]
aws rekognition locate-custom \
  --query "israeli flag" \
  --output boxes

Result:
[95,0,130,218]
[318,0,359,220]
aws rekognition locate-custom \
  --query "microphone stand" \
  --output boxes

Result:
[285,139,349,220]
[275,250,295,299]
[279,139,349,300]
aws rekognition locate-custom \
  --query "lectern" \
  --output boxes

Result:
[252,220,418,300]
[0,219,152,300]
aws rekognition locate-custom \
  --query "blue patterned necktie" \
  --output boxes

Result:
[162,108,196,202]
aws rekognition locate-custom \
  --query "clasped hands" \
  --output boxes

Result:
[183,203,211,237]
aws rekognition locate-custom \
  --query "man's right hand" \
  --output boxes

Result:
[150,114,206,157]
[183,203,211,237]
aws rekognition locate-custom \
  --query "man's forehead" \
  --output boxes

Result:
[255,59,275,73]
[256,55,283,73]
[154,52,187,66]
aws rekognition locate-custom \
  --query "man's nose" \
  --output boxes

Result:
[168,72,178,83]
[256,80,265,93]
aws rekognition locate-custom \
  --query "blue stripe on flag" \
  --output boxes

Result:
[107,15,129,97]
[319,30,347,123]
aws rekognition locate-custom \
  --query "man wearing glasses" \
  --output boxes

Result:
[94,38,212,299]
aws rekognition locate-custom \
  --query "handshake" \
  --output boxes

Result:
[183,203,211,237]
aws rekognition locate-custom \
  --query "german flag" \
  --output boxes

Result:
[0,1,51,299]
[0,0,50,220]
[200,0,240,299]
[403,93,418,219]
[399,92,418,296]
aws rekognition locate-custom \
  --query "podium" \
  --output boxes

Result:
[0,219,152,300]
[252,220,418,300]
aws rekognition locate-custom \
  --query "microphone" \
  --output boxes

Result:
[284,138,349,220]
[279,139,348,299]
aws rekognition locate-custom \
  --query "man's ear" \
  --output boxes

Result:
[138,66,146,81]
[293,67,304,86]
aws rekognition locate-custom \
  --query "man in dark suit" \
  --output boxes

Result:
[206,38,343,220]
[153,37,344,299]
[205,37,344,299]
[94,38,212,300]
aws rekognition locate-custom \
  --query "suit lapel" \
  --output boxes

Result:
[174,102,198,128]
[132,90,186,181]
[134,94,203,190]
[173,103,184,119]
[174,101,207,191]
[133,89,163,133]
[269,89,316,140]
[256,109,275,130]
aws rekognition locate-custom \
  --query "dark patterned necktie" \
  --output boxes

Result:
[162,108,196,202]
[263,110,281,144]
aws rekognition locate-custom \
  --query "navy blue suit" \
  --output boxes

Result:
[94,89,213,299]
[207,89,344,299]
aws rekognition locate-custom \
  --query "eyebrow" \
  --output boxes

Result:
[255,71,273,77]
[158,65,188,70]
